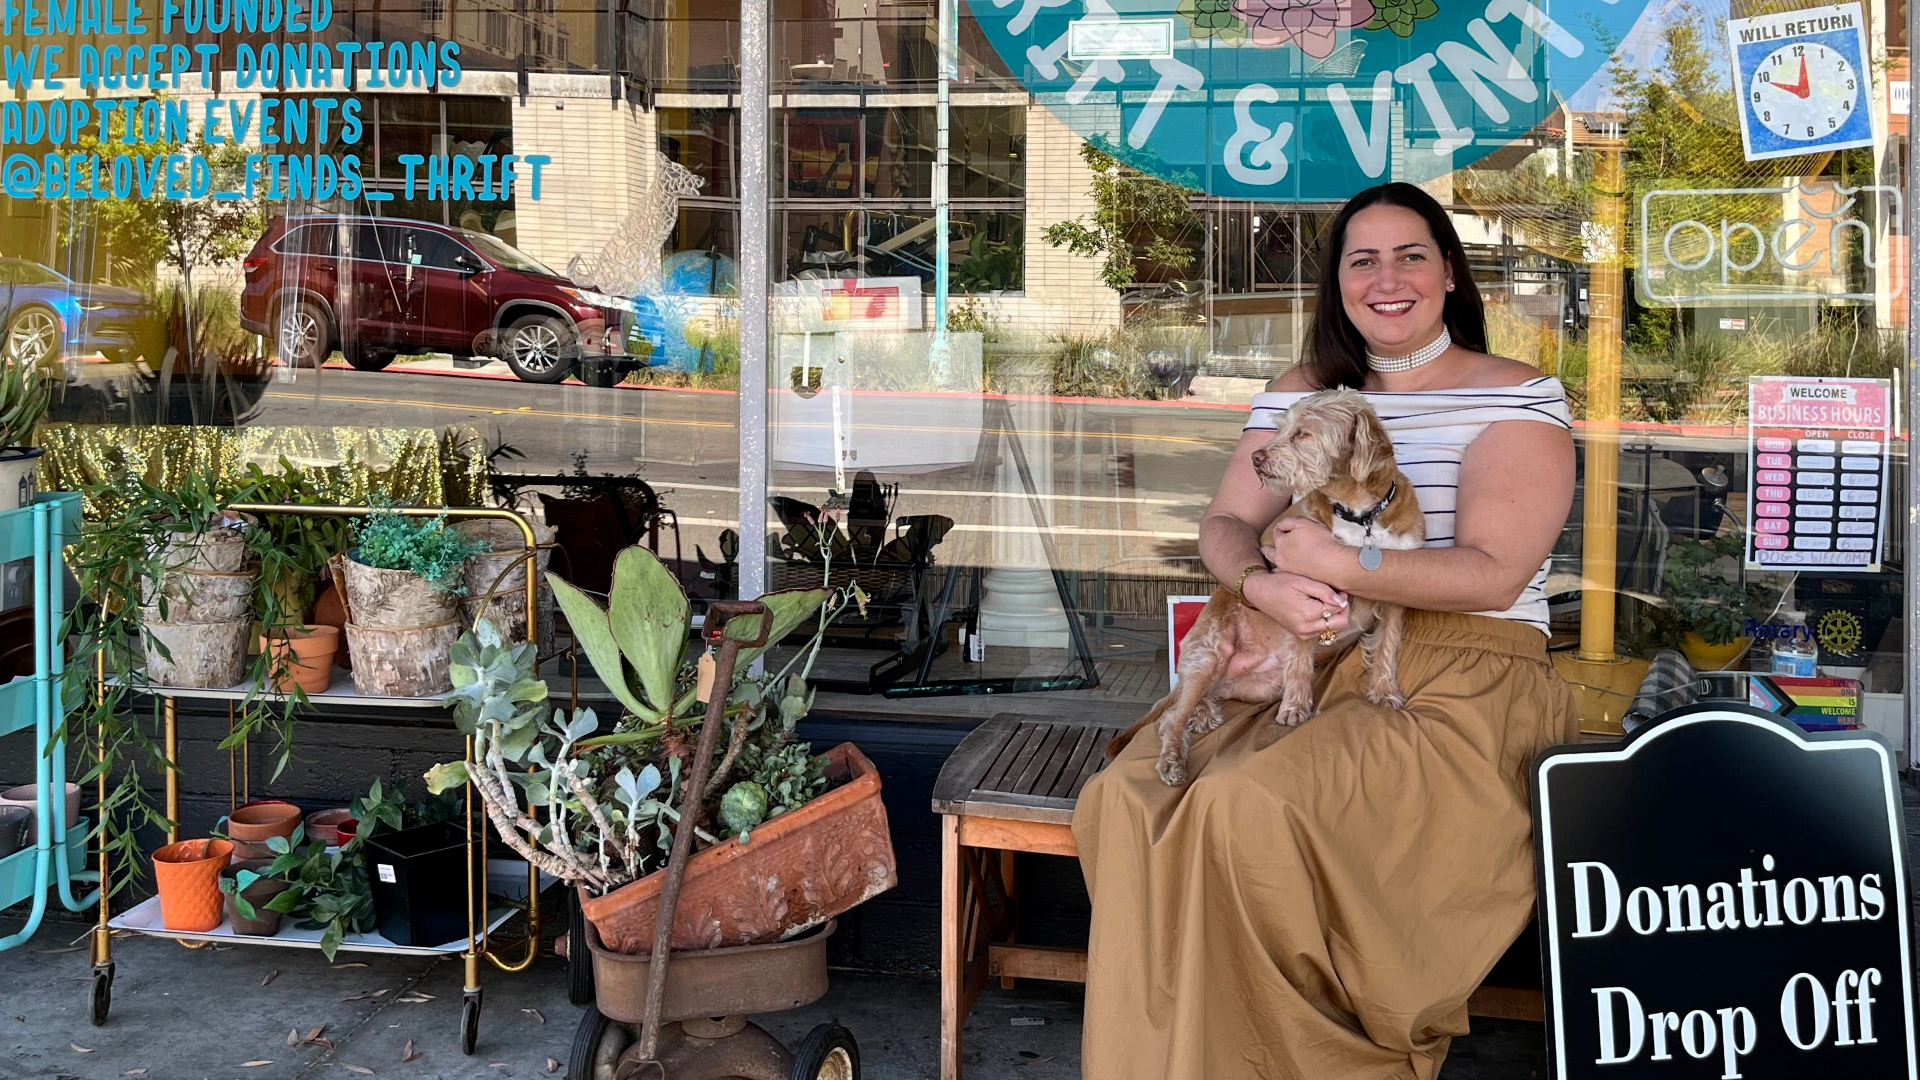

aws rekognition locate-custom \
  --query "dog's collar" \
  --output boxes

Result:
[1330,481,1397,529]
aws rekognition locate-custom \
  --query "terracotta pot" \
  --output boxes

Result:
[580,743,896,954]
[263,625,340,695]
[222,800,303,862]
[0,781,81,841]
[312,581,351,669]
[153,838,234,931]
[220,858,291,936]
[305,808,354,847]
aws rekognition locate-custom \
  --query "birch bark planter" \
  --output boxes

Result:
[580,743,896,954]
[144,618,249,688]
[343,621,461,696]
[338,556,460,696]
[141,569,255,624]
[455,519,555,646]
[160,517,251,574]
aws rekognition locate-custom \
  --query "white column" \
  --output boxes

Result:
[978,354,1070,649]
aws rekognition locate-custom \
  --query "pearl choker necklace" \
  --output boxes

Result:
[1367,328,1451,372]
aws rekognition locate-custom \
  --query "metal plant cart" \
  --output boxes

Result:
[89,504,560,1055]
[0,493,100,952]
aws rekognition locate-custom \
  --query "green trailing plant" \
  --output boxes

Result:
[243,462,353,626]
[352,506,488,594]
[261,823,375,962]
[425,543,857,892]
[0,348,52,448]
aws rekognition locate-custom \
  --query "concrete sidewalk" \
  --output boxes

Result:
[0,911,1546,1079]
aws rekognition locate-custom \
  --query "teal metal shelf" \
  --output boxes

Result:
[0,820,91,913]
[0,490,98,954]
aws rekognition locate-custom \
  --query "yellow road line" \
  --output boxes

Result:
[263,390,1234,447]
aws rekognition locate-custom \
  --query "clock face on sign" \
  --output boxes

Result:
[1749,44,1859,141]
[1727,2,1875,161]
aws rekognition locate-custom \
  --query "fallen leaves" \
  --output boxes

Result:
[401,1039,422,1064]
[395,991,434,1004]
[522,1007,545,1025]
[122,1071,147,1076]
[70,1043,93,1053]
[334,961,370,969]
[343,1066,375,1076]
[546,1058,561,1073]
[262,970,279,986]
[239,1061,273,1068]
[341,989,391,1002]
[287,1028,301,1047]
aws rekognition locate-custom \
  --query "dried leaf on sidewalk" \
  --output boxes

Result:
[546,1058,561,1073]
[71,1043,94,1053]
[342,989,391,1002]
[304,1026,328,1044]
[288,1028,301,1046]
[522,1008,545,1025]
[262,970,279,986]
[397,991,434,1003]
[335,962,370,968]
[403,1041,423,1063]
[240,1061,273,1068]
[122,1071,147,1077]
[343,1066,375,1076]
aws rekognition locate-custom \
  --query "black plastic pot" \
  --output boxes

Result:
[364,821,472,947]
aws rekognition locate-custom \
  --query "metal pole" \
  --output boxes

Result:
[738,0,771,604]
[1906,0,1919,772]
[930,0,954,382]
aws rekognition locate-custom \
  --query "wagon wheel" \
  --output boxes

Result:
[569,1005,634,1080]
[788,1023,860,1080]
[567,890,595,1006]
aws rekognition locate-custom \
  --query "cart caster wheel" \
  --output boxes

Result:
[569,1005,633,1080]
[788,1023,859,1080]
[88,970,111,1027]
[460,995,480,1056]
[567,892,595,1006]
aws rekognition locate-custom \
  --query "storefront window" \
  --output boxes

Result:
[6,0,1911,753]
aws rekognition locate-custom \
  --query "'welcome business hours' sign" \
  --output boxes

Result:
[1534,705,1915,1079]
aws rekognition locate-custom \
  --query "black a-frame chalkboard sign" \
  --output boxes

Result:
[1533,704,1916,1080]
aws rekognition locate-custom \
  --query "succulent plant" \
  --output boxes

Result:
[0,352,51,450]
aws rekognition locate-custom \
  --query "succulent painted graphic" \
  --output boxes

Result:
[1179,0,1249,42]
[1365,0,1439,37]
[1231,0,1377,59]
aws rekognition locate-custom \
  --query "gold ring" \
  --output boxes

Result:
[1318,611,1338,646]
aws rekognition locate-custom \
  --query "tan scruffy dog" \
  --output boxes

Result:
[1112,388,1427,785]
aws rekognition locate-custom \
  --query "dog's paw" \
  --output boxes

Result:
[1365,685,1408,710]
[1156,757,1189,785]
[1274,701,1314,727]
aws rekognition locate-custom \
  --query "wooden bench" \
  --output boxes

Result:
[932,711,1543,1080]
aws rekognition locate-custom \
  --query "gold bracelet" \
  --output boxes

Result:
[1231,564,1264,602]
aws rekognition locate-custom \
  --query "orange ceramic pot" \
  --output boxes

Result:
[153,839,234,931]
[263,625,340,695]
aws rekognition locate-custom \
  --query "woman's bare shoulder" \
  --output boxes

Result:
[1265,366,1320,392]
[1451,351,1553,389]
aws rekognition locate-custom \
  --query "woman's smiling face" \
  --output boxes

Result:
[1338,203,1453,356]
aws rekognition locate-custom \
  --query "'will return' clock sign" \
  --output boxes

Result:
[1727,2,1877,161]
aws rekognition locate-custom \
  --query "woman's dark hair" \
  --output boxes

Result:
[1302,182,1487,390]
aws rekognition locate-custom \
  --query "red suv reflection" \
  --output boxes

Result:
[239,215,642,386]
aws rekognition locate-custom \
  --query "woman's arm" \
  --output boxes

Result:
[1264,418,1575,612]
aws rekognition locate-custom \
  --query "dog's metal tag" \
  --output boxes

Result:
[1359,545,1384,571]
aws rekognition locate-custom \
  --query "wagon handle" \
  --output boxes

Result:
[631,599,771,1065]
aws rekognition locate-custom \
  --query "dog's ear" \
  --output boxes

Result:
[1347,405,1393,484]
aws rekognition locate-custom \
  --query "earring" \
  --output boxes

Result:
[1446,283,1455,291]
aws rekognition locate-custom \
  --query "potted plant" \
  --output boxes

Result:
[424,545,896,955]
[260,823,376,960]
[219,859,292,936]
[1646,533,1783,671]
[335,507,487,696]
[244,462,351,693]
[141,471,256,689]
[152,838,235,932]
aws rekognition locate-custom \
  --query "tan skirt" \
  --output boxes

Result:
[1072,610,1579,1080]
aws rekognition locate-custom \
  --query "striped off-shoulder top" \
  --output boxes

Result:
[1243,375,1574,634]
